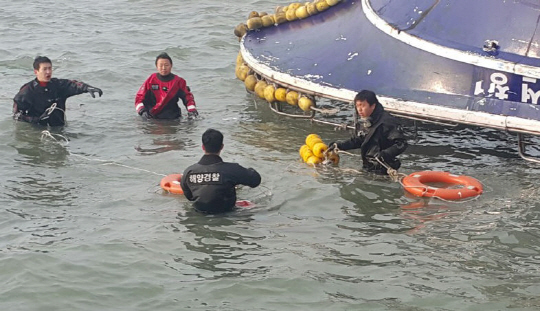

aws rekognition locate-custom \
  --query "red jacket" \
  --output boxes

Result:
[135,73,196,119]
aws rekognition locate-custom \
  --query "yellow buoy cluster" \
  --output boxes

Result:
[234,0,342,40]
[235,51,316,112]
[299,134,328,165]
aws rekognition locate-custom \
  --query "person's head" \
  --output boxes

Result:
[354,90,379,118]
[202,128,224,154]
[155,52,173,76]
[33,56,53,83]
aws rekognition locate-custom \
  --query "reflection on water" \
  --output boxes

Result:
[134,119,197,155]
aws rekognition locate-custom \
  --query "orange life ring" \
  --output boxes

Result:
[401,171,483,200]
[160,174,184,195]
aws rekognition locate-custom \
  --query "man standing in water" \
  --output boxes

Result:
[13,56,103,126]
[135,52,199,120]
[328,90,407,174]
[181,129,261,214]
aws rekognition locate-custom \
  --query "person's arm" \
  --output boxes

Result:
[59,79,102,98]
[135,78,150,117]
[336,135,363,151]
[379,125,408,160]
[176,78,198,117]
[13,84,31,112]
[233,165,261,188]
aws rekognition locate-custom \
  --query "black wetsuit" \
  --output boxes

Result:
[181,154,262,214]
[13,78,91,126]
[336,103,408,174]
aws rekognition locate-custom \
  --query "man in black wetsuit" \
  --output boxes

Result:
[328,90,408,174]
[181,129,261,214]
[13,56,103,127]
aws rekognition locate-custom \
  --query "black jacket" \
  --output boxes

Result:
[181,154,261,214]
[13,78,90,126]
[336,103,407,174]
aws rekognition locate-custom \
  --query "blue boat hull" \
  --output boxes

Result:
[241,0,540,134]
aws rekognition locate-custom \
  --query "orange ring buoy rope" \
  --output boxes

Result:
[160,174,184,195]
[401,171,483,200]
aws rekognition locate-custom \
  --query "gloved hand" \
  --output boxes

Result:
[87,86,103,98]
[139,109,152,119]
[327,142,337,152]
[187,108,199,119]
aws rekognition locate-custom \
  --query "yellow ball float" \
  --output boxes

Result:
[274,12,287,24]
[316,0,330,12]
[261,15,275,27]
[299,144,311,158]
[247,17,263,30]
[285,91,299,105]
[302,148,315,162]
[254,80,268,99]
[298,96,314,111]
[306,156,322,165]
[296,6,309,19]
[326,0,340,6]
[312,142,328,158]
[244,75,257,91]
[306,2,319,15]
[288,3,302,11]
[248,11,259,18]
[274,87,287,102]
[305,134,323,149]
[264,84,276,102]
[285,8,298,21]
[234,23,248,39]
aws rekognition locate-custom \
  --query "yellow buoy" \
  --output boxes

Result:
[312,142,328,158]
[316,0,330,12]
[264,84,276,102]
[306,2,319,15]
[244,75,257,92]
[326,0,340,6]
[306,137,323,150]
[302,149,315,162]
[306,156,322,165]
[289,2,302,11]
[247,17,263,30]
[296,5,309,19]
[234,23,248,39]
[259,11,268,17]
[285,8,298,21]
[298,96,314,111]
[254,80,268,99]
[261,15,275,27]
[305,133,321,145]
[236,51,243,66]
[235,64,249,81]
[248,11,259,18]
[285,91,299,105]
[275,12,287,24]
[299,144,311,158]
[274,87,287,102]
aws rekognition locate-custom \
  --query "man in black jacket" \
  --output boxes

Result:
[328,90,407,174]
[13,56,103,126]
[181,129,261,214]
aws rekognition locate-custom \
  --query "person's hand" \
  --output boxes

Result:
[187,108,199,119]
[139,109,151,119]
[327,142,337,152]
[87,86,103,98]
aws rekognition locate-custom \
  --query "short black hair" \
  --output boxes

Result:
[155,52,173,66]
[33,56,52,70]
[202,129,223,153]
[354,90,379,106]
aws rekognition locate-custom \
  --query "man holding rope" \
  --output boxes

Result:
[327,90,408,175]
[13,56,103,127]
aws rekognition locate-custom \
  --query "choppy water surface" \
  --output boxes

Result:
[1,1,540,310]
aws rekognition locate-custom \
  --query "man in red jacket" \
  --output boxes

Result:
[135,52,198,120]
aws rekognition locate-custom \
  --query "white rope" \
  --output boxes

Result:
[40,130,166,177]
